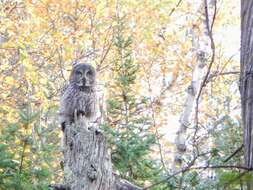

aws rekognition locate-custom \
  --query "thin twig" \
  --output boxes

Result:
[56,47,67,83]
[195,0,217,130]
[169,0,184,16]
[210,0,217,32]
[207,71,240,83]
[223,144,244,163]
[19,139,27,174]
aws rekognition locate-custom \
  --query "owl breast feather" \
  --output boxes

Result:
[59,84,96,124]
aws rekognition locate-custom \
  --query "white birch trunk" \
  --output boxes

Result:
[173,0,213,170]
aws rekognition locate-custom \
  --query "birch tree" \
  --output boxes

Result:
[173,0,212,170]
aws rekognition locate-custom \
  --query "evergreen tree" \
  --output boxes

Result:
[0,104,58,190]
[102,16,161,186]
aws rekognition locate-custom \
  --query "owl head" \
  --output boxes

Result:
[69,63,96,90]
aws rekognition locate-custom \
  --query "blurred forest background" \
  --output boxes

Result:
[0,0,246,189]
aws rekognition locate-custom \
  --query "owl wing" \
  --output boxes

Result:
[59,83,71,127]
[60,83,69,96]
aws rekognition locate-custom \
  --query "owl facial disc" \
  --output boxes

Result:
[69,63,95,89]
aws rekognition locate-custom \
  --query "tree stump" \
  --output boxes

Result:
[62,118,114,190]
[50,118,143,190]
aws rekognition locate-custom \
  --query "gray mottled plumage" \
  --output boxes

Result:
[59,63,96,130]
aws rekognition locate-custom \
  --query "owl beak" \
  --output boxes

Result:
[83,78,92,86]
[76,81,83,87]
[77,78,91,87]
[76,77,85,87]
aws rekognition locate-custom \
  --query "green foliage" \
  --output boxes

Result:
[0,105,57,190]
[178,115,244,190]
[211,116,245,189]
[103,16,162,186]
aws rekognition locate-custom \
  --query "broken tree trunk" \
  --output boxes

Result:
[63,119,114,190]
[50,118,142,190]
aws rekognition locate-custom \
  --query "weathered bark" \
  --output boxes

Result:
[51,118,142,190]
[62,119,114,190]
[240,1,253,169]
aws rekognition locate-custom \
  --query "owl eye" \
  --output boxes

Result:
[86,70,92,76]
[76,70,82,76]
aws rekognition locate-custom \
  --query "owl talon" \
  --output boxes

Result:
[95,129,102,135]
[77,110,85,116]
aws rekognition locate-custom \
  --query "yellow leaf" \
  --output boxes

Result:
[5,76,15,85]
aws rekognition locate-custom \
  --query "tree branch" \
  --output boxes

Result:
[143,164,251,190]
[169,0,184,16]
[195,0,217,133]
[223,144,244,163]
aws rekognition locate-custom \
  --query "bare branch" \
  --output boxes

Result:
[169,0,184,16]
[195,0,217,129]
[206,71,240,83]
[223,144,244,163]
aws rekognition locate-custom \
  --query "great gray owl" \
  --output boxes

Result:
[59,63,96,131]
